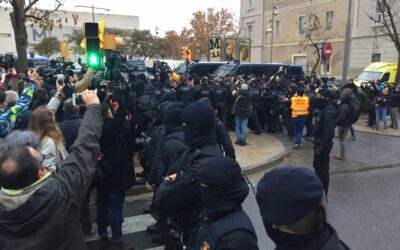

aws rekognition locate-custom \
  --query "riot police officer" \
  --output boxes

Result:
[194,76,216,107]
[213,77,229,127]
[177,77,194,106]
[249,79,262,134]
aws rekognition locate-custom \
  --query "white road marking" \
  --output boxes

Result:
[85,214,156,242]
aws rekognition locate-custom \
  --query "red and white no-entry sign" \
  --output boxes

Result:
[323,44,333,58]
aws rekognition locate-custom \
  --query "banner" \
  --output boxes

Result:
[221,37,239,61]
[209,36,221,62]
[59,41,70,61]
[239,38,251,63]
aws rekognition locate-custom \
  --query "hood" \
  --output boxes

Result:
[163,102,185,130]
[0,174,56,234]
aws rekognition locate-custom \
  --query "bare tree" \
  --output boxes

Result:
[366,0,400,83]
[3,0,63,72]
[361,28,382,62]
[298,7,334,76]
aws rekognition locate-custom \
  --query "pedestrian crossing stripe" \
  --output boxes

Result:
[85,214,156,242]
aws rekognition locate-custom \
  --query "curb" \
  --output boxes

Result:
[242,147,292,175]
[331,163,400,175]
[353,128,400,138]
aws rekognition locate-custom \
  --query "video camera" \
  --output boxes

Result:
[104,51,138,87]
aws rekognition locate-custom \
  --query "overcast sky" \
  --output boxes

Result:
[35,0,241,36]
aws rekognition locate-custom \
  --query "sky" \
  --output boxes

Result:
[35,0,241,37]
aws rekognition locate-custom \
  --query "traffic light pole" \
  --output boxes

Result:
[342,0,352,83]
[270,1,276,63]
[75,5,110,22]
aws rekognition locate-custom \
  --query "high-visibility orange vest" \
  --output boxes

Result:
[291,96,309,118]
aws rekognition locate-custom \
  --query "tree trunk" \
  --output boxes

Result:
[10,1,28,73]
[396,53,400,84]
[311,44,321,77]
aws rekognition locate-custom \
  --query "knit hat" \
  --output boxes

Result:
[256,166,324,225]
[197,157,242,187]
[181,101,215,128]
[241,83,249,91]
[163,101,185,128]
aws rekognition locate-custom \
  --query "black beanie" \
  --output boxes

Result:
[256,166,323,225]
[163,102,185,128]
[158,92,176,105]
[181,101,215,128]
[197,156,242,187]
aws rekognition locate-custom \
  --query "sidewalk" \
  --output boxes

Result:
[229,131,289,174]
[353,119,400,137]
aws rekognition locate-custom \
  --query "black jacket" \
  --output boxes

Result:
[313,104,337,151]
[58,113,82,152]
[215,118,236,159]
[0,105,102,250]
[234,90,252,119]
[159,127,188,182]
[98,107,135,193]
[336,93,352,127]
[147,125,166,186]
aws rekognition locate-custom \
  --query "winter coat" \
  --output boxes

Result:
[336,93,352,128]
[215,118,236,159]
[147,125,166,186]
[98,107,135,193]
[234,90,252,119]
[313,104,337,152]
[0,104,102,250]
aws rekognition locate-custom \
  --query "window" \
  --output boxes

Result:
[371,53,381,62]
[0,33,11,38]
[275,20,282,36]
[247,25,253,39]
[326,11,334,31]
[298,16,306,34]
[249,0,254,9]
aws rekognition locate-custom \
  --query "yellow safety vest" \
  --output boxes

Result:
[291,96,309,118]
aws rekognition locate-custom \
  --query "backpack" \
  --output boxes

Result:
[349,95,361,124]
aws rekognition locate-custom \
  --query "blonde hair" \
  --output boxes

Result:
[28,107,64,150]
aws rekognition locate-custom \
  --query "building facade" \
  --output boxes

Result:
[349,0,398,77]
[241,0,349,77]
[0,7,139,60]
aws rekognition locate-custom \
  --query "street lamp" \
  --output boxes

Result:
[270,1,278,63]
[75,5,110,22]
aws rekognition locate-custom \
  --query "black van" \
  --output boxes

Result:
[175,61,225,77]
[213,63,304,80]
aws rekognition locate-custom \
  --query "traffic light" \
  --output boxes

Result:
[84,22,102,68]
[87,52,102,68]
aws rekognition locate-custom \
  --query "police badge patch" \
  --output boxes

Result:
[201,241,211,250]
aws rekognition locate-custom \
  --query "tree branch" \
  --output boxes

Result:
[24,0,40,13]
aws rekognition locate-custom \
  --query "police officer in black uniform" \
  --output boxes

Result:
[190,157,258,250]
[177,77,194,106]
[213,77,229,127]
[249,79,262,135]
[194,76,216,107]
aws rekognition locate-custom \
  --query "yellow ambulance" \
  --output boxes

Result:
[354,62,397,86]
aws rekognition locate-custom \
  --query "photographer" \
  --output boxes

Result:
[0,90,102,250]
[0,71,36,141]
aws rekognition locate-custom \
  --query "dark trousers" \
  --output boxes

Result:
[306,115,313,136]
[313,143,333,196]
[293,117,307,145]
[216,105,228,128]
[368,106,376,126]
[250,107,262,133]
[80,188,93,234]
[96,191,125,241]
[283,110,294,137]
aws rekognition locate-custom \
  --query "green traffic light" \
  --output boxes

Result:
[87,52,102,68]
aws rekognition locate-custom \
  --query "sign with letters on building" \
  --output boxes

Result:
[209,36,221,62]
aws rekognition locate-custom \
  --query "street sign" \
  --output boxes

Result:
[323,43,333,58]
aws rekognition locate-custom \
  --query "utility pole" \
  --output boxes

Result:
[155,26,159,70]
[270,1,277,63]
[75,5,110,22]
[342,0,352,83]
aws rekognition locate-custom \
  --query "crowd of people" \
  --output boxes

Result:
[0,58,398,250]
